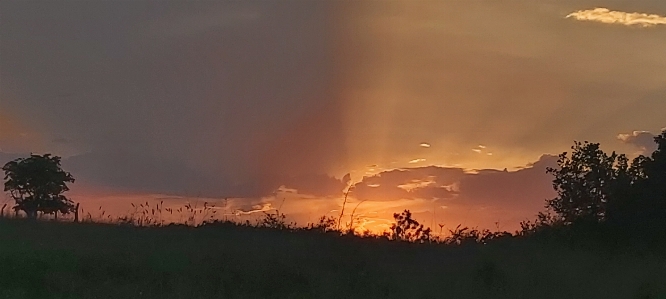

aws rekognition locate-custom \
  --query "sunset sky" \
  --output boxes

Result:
[1,1,665,233]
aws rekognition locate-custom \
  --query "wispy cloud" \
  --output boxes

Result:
[566,8,666,27]
[234,203,272,215]
[409,158,426,164]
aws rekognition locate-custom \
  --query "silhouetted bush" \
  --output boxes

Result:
[389,209,432,243]
[259,209,294,230]
[444,224,512,245]
[306,216,338,233]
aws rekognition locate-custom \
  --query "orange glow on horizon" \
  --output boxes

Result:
[59,183,535,236]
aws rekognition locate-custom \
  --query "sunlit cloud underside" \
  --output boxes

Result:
[567,8,666,27]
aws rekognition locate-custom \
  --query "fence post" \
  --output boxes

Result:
[74,203,80,223]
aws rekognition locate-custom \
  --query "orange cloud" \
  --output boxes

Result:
[566,8,666,27]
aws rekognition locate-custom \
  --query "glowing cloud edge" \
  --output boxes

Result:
[566,8,666,27]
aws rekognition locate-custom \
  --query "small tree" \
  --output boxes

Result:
[2,154,76,219]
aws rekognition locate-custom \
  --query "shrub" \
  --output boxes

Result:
[390,210,432,243]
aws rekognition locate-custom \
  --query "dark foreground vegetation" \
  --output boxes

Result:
[2,132,666,298]
[2,217,666,299]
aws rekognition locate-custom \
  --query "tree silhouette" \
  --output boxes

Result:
[611,131,666,230]
[643,132,666,198]
[546,141,627,224]
[2,154,76,219]
[543,133,666,236]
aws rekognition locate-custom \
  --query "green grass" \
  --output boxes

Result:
[1,219,666,299]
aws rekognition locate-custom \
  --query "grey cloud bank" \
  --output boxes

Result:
[1,1,346,197]
[1,0,665,204]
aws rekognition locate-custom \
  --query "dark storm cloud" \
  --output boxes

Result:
[0,1,346,197]
[3,0,666,201]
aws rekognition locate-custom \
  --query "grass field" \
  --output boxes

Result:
[1,218,666,299]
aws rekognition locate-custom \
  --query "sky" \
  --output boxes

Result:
[1,0,666,233]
